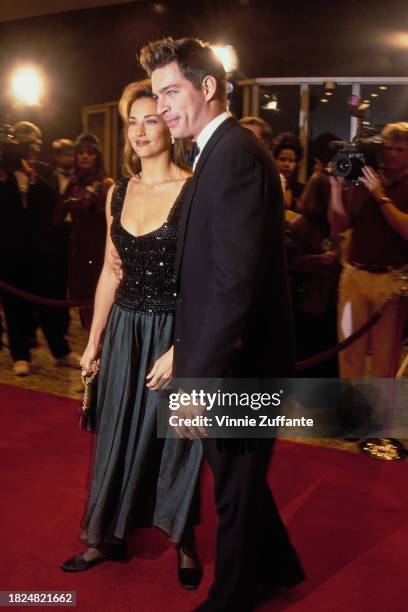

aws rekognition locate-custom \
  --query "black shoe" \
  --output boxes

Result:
[60,553,108,572]
[178,547,203,590]
[255,568,305,603]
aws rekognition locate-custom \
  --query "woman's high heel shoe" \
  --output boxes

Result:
[177,547,203,590]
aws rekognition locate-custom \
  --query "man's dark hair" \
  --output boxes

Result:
[139,37,227,102]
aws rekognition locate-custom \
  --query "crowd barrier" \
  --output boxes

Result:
[0,279,406,376]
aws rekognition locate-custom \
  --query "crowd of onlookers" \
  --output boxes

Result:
[0,115,407,380]
[0,122,112,376]
[240,117,340,377]
[240,116,408,381]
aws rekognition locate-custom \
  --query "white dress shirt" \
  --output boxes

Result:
[193,111,231,171]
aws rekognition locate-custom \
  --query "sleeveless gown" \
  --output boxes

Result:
[81,176,202,557]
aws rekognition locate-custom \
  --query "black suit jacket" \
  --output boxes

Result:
[173,117,294,380]
[0,174,28,251]
[0,163,58,254]
[27,161,59,253]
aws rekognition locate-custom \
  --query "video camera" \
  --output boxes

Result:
[329,97,383,183]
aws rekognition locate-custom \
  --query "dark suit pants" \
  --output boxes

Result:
[30,251,70,359]
[0,249,70,362]
[0,250,33,362]
[199,438,303,612]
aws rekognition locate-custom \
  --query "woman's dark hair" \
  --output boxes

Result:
[309,132,340,167]
[74,132,105,176]
[139,37,227,102]
[273,132,303,162]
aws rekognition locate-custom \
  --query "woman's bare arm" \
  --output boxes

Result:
[80,184,120,369]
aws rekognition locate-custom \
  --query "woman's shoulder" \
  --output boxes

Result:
[110,175,132,216]
[174,174,192,199]
[179,169,192,181]
[114,174,133,187]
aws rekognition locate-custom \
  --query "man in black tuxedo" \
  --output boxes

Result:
[140,38,304,611]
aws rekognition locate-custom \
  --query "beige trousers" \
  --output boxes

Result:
[337,264,405,378]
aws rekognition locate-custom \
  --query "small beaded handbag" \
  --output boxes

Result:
[79,360,100,432]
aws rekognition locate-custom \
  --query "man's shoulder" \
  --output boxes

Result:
[213,120,273,164]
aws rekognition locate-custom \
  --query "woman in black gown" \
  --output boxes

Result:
[60,80,203,587]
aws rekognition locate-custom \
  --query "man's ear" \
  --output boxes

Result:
[201,75,218,101]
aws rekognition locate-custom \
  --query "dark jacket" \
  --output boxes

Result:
[26,161,59,253]
[0,173,28,251]
[0,162,57,253]
[174,117,294,379]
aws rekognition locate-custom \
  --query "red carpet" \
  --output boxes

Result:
[0,383,407,611]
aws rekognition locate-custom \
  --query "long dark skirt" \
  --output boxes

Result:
[82,304,202,556]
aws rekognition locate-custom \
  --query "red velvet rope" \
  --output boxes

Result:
[296,295,406,370]
[0,278,404,371]
[0,279,93,308]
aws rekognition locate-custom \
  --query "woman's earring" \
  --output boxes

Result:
[171,136,175,145]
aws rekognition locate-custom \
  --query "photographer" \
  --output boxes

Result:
[0,121,77,375]
[329,122,408,378]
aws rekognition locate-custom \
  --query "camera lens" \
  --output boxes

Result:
[337,159,351,174]
[332,153,352,177]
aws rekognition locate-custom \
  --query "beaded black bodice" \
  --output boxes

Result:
[110,176,187,313]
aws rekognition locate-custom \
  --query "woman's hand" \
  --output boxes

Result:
[80,343,101,373]
[146,346,174,390]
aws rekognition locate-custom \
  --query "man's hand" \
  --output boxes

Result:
[171,391,207,439]
[111,246,123,281]
[146,346,173,390]
[360,166,385,201]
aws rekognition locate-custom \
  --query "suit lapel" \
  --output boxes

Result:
[174,117,237,284]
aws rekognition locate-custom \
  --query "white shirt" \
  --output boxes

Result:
[193,111,231,171]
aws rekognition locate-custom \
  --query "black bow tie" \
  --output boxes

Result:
[187,143,200,167]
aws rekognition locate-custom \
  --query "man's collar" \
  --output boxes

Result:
[194,112,231,166]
